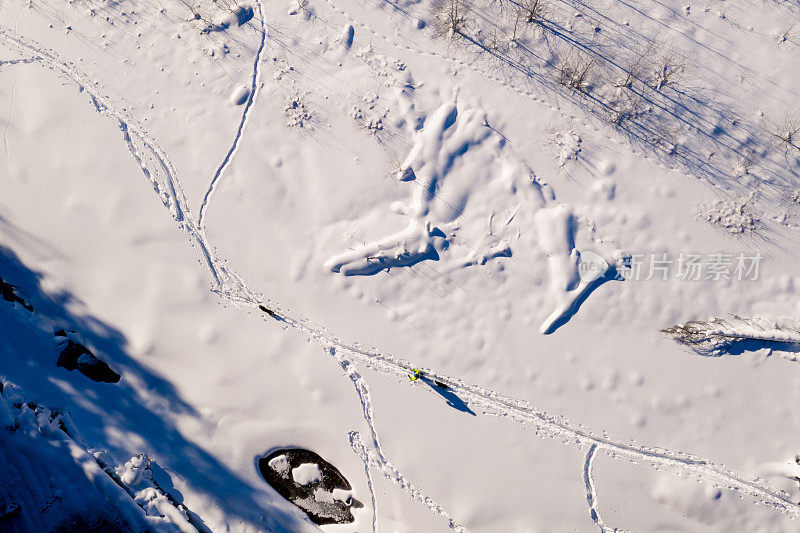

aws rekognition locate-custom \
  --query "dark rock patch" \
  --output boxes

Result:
[257,448,361,525]
[0,277,32,312]
[56,338,120,383]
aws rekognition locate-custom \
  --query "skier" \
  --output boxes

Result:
[408,368,450,388]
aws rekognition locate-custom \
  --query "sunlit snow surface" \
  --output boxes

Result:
[2,0,800,529]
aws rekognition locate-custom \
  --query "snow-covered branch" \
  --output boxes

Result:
[663,315,800,356]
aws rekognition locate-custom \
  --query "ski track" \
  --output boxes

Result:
[3,18,800,532]
[278,310,800,518]
[197,0,267,230]
[332,346,466,532]
[0,24,231,290]
[349,431,378,533]
[0,55,41,67]
[583,444,621,533]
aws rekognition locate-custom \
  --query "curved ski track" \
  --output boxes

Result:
[584,444,621,533]
[197,0,267,229]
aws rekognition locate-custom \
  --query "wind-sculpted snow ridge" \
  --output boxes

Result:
[197,0,267,230]
[535,204,617,335]
[325,97,547,277]
[323,95,589,332]
[583,444,622,533]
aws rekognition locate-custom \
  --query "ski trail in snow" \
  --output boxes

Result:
[583,444,621,533]
[0,56,40,67]
[197,0,267,230]
[325,332,800,515]
[254,302,800,518]
[331,347,466,532]
[5,21,800,529]
[0,25,232,290]
[348,431,378,533]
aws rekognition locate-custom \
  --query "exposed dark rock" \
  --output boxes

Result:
[257,448,361,525]
[0,277,33,312]
[57,340,120,383]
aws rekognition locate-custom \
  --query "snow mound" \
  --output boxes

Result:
[292,463,323,485]
[229,85,250,106]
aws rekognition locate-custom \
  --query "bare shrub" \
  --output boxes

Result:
[615,39,656,89]
[432,0,468,38]
[517,0,550,25]
[556,52,595,94]
[652,51,685,90]
[778,21,798,46]
[767,114,800,150]
[482,24,509,52]
[732,154,755,179]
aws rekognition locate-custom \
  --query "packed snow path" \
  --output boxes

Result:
[3,22,800,531]
[196,0,267,230]
[583,444,621,533]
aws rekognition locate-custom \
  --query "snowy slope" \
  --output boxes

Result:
[2,0,800,530]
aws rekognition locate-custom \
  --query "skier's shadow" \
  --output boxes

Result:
[423,379,476,416]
